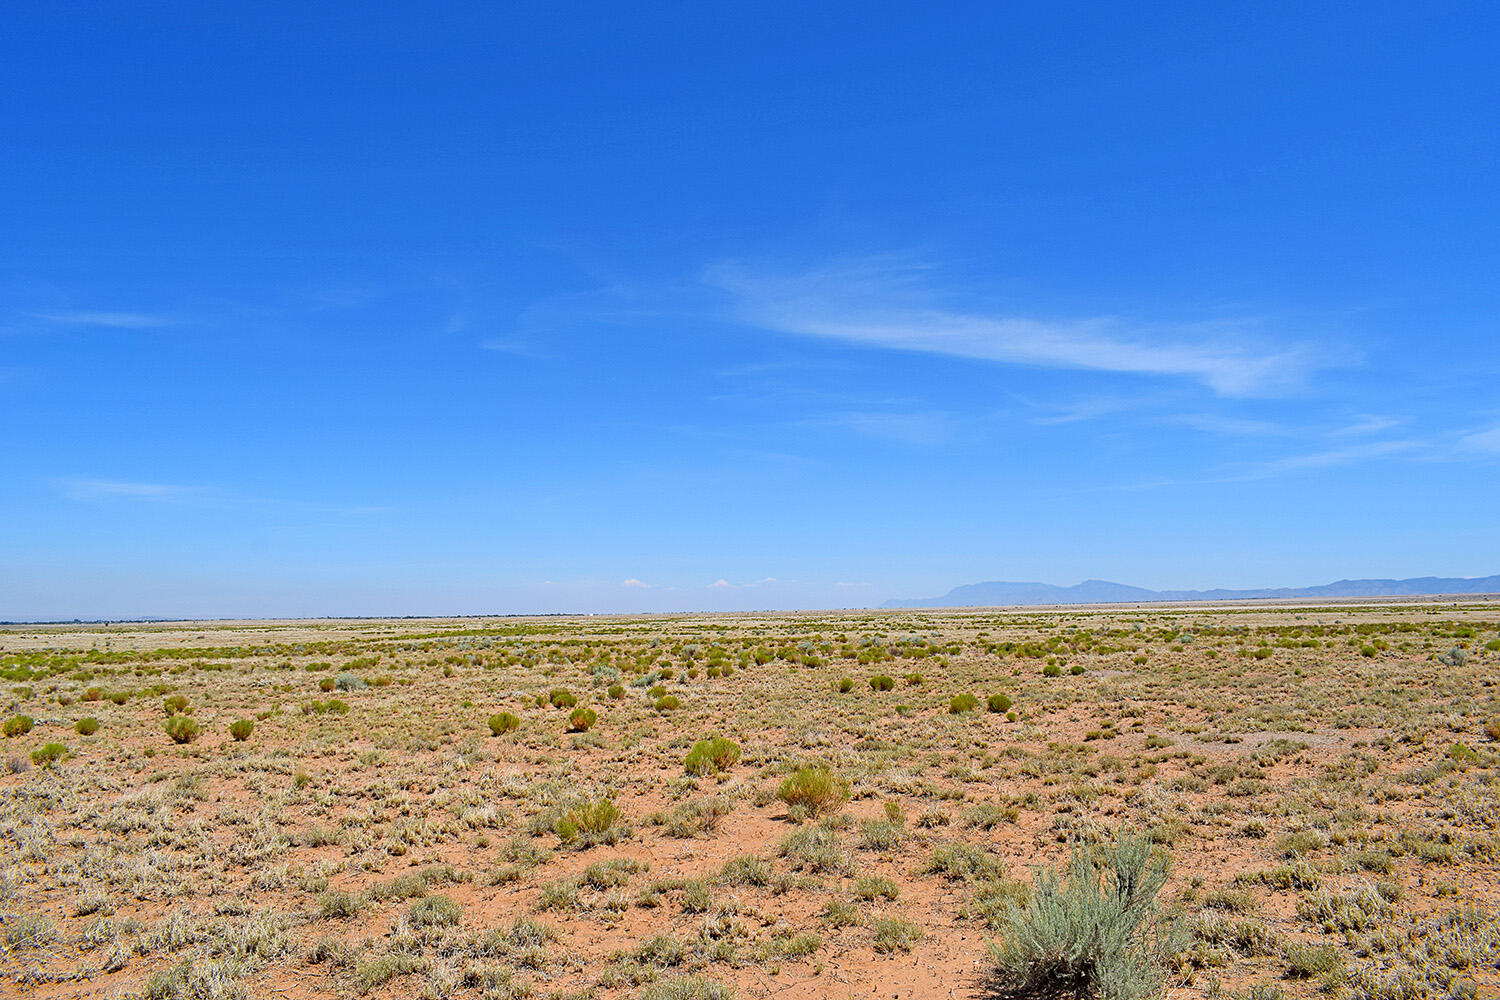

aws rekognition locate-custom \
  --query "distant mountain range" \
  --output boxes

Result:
[882,575,1500,609]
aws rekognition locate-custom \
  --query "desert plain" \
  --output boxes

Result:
[1,601,1497,1000]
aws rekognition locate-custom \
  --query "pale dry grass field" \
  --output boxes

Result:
[2,603,1498,1000]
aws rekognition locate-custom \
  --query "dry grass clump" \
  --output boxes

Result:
[776,766,848,819]
[553,798,625,848]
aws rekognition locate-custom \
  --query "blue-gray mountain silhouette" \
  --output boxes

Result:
[883,575,1500,608]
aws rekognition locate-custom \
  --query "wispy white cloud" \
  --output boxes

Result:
[1217,440,1418,482]
[1027,396,1141,425]
[1460,425,1500,453]
[1170,413,1288,436]
[32,311,170,329]
[803,409,954,445]
[480,338,548,359]
[621,578,652,588]
[705,577,784,590]
[706,258,1330,397]
[59,478,193,501]
[1332,414,1402,436]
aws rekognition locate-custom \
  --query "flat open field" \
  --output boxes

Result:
[2,603,1498,1000]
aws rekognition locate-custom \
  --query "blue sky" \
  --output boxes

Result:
[3,2,1498,619]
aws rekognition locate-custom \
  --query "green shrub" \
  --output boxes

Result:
[165,716,201,744]
[107,691,129,705]
[987,693,1012,713]
[568,707,597,732]
[74,717,99,736]
[684,737,741,776]
[837,677,854,693]
[319,677,336,692]
[988,834,1173,1000]
[905,672,923,686]
[30,742,66,767]
[648,685,669,699]
[4,714,34,738]
[324,698,349,715]
[548,688,577,709]
[229,719,254,741]
[83,687,102,702]
[777,766,848,818]
[1070,664,1085,675]
[488,712,520,735]
[162,694,190,715]
[1042,664,1063,677]
[1485,716,1500,741]
[655,695,681,712]
[608,683,625,700]
[949,694,979,714]
[869,675,895,691]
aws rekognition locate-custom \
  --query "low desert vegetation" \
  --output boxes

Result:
[164,715,200,744]
[777,766,848,819]
[488,710,521,735]
[949,692,979,713]
[1,603,1497,999]
[684,736,741,776]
